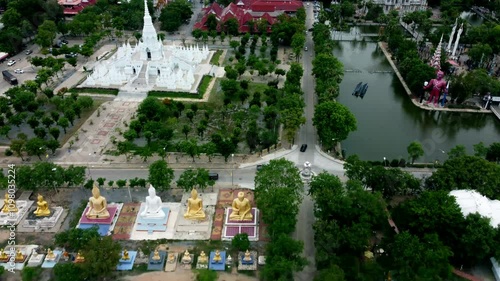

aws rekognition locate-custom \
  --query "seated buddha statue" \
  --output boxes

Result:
[122,249,130,260]
[34,194,51,217]
[167,253,175,264]
[86,184,110,219]
[151,249,161,261]
[2,193,17,213]
[213,250,221,263]
[243,250,253,263]
[0,249,8,260]
[75,251,85,263]
[15,250,24,262]
[181,250,191,264]
[140,185,165,219]
[229,192,253,221]
[183,189,206,220]
[198,251,208,264]
[45,248,56,261]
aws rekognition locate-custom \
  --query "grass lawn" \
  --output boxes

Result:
[210,50,223,65]
[68,87,119,95]
[147,75,213,99]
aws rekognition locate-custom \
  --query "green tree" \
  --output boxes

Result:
[202,142,217,162]
[231,233,250,251]
[387,232,452,280]
[22,266,41,281]
[426,155,500,199]
[196,269,217,281]
[25,137,46,160]
[314,265,345,281]
[35,20,57,48]
[57,117,70,133]
[49,127,60,140]
[10,139,26,160]
[407,141,424,164]
[176,168,215,192]
[291,32,306,61]
[182,124,191,140]
[180,138,199,162]
[53,263,85,281]
[486,142,500,162]
[448,144,467,159]
[458,213,498,266]
[313,101,357,149]
[262,233,308,280]
[46,139,60,154]
[148,160,174,191]
[159,0,193,32]
[473,142,488,158]
[80,236,121,280]
[254,159,303,236]
[55,228,100,251]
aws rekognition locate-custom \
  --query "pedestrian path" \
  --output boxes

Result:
[112,202,141,240]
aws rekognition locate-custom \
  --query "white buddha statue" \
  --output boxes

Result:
[140,185,165,219]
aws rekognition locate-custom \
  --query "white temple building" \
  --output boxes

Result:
[84,0,218,93]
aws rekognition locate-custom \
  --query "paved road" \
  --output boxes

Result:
[293,4,320,281]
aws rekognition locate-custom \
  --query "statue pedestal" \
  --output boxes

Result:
[20,207,65,232]
[27,253,44,267]
[116,251,137,271]
[129,203,180,241]
[222,208,259,241]
[147,251,166,271]
[195,256,208,270]
[0,245,39,271]
[76,203,122,236]
[164,252,178,272]
[238,251,257,271]
[0,201,34,226]
[180,254,194,269]
[173,193,217,240]
[135,204,170,232]
[208,251,226,271]
[41,250,62,268]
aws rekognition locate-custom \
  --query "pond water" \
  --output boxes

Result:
[333,36,500,162]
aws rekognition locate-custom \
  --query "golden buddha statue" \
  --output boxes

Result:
[183,189,206,220]
[167,253,175,263]
[198,251,208,264]
[63,251,69,261]
[2,193,18,213]
[122,249,130,260]
[181,250,191,264]
[229,192,253,221]
[75,251,85,263]
[213,250,221,263]
[152,249,161,261]
[15,250,24,262]
[0,249,8,260]
[34,194,51,216]
[243,250,252,261]
[45,248,56,261]
[86,184,110,219]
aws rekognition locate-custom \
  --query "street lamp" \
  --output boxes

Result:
[88,153,92,179]
[383,157,387,167]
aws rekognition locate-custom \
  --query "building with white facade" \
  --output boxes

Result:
[84,0,217,93]
[372,0,428,14]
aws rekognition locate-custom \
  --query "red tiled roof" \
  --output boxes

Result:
[61,0,96,15]
[194,0,300,32]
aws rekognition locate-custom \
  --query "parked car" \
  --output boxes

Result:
[7,60,16,66]
[65,53,77,58]
[208,173,219,180]
[300,144,308,152]
[256,165,263,171]
[25,50,32,55]
[14,69,23,74]
[305,46,308,51]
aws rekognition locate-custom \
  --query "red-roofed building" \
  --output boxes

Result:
[58,0,96,16]
[194,0,303,33]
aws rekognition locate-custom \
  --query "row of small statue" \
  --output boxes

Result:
[176,249,253,264]
[2,193,51,217]
[0,248,85,263]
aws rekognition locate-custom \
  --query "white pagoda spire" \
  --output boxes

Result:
[447,18,457,52]
[430,34,443,70]
[139,0,162,61]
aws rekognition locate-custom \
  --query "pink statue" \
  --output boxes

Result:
[423,71,447,106]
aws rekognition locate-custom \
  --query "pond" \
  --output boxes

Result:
[333,37,500,162]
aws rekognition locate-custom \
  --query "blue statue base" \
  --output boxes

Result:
[147,251,166,271]
[116,251,137,271]
[136,207,170,233]
[208,251,226,271]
